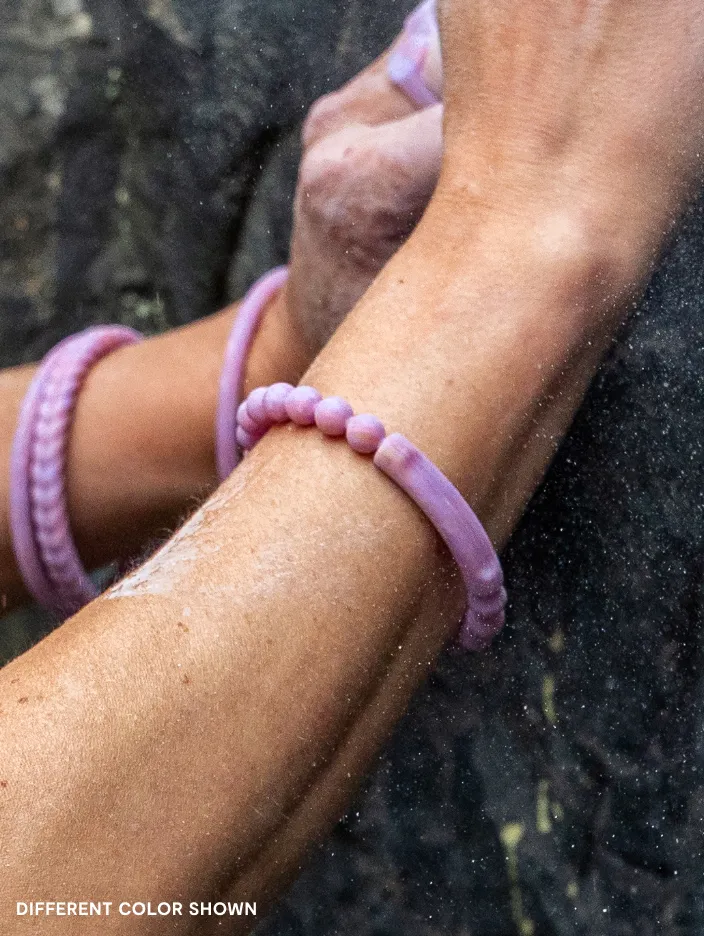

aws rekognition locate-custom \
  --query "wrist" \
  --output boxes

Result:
[434,153,676,307]
[1,274,304,608]
[302,200,640,546]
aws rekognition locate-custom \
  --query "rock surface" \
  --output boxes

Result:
[1,2,703,935]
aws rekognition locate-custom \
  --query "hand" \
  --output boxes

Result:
[284,26,444,360]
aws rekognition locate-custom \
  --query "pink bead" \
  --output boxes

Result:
[245,387,269,424]
[38,399,61,422]
[457,624,496,652]
[33,503,63,531]
[236,426,259,451]
[237,401,261,436]
[41,546,73,572]
[35,525,66,552]
[346,414,386,454]
[264,383,295,423]
[33,434,64,462]
[314,396,354,437]
[459,604,505,648]
[286,386,322,426]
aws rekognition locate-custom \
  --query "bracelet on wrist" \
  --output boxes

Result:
[215,267,289,480]
[9,326,142,618]
[8,268,506,653]
[236,382,506,650]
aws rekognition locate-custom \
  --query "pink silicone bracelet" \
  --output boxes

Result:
[10,326,142,617]
[387,0,442,108]
[236,386,506,650]
[215,267,290,481]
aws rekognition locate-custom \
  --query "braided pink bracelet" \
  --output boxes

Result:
[236,384,506,650]
[10,326,142,617]
[215,266,290,480]
[388,0,442,109]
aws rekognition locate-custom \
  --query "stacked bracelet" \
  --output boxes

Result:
[10,326,142,618]
[9,269,506,651]
[236,384,506,650]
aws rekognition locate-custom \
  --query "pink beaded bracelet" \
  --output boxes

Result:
[236,384,506,650]
[9,326,142,617]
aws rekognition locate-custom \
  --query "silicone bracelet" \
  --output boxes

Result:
[215,267,290,481]
[388,0,442,108]
[10,326,142,617]
[236,385,506,650]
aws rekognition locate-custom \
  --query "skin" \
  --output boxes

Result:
[2,0,704,933]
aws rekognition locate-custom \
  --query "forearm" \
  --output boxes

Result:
[0,191,644,931]
[0,289,305,608]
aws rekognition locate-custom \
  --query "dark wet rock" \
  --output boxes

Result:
[1,2,703,935]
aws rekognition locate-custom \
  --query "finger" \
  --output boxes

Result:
[303,3,443,148]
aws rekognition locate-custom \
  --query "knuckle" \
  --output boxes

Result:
[297,157,371,262]
[296,130,428,268]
